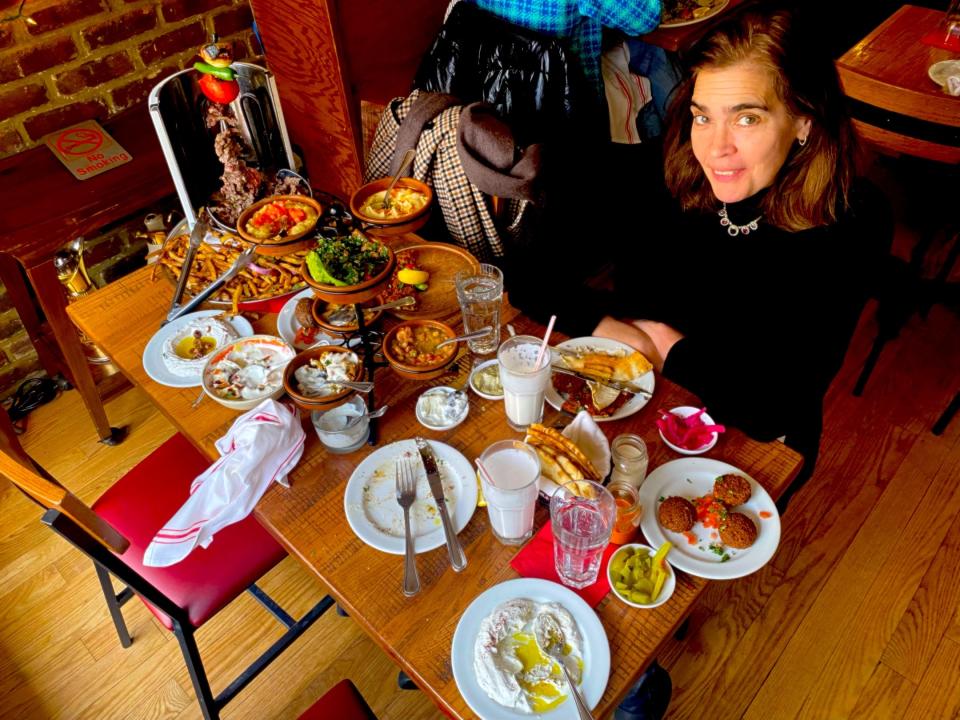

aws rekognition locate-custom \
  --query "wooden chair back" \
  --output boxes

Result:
[0,409,128,554]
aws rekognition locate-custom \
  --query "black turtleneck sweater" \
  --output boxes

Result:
[508,179,891,466]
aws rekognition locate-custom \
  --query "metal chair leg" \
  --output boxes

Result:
[94,563,132,648]
[173,621,219,720]
[933,392,960,436]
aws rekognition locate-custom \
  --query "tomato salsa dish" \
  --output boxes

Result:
[243,198,319,241]
[389,324,454,367]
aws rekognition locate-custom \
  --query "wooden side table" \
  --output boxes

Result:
[0,107,174,443]
[836,4,960,163]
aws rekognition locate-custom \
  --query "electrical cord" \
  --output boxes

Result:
[6,377,61,433]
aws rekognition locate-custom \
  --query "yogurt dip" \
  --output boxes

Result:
[416,387,468,429]
[161,317,237,378]
[294,350,359,397]
[207,340,294,401]
[474,598,584,714]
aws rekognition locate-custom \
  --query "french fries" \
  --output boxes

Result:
[151,233,308,303]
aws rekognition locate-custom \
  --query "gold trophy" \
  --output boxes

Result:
[54,238,112,365]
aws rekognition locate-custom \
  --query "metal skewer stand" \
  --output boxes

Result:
[349,305,387,446]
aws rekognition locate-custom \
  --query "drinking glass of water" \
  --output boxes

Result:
[550,480,616,589]
[455,264,503,355]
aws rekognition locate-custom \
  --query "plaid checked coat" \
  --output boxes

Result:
[365,90,530,263]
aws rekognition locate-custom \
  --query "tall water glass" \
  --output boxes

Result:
[478,440,540,545]
[550,480,616,589]
[455,264,503,354]
[497,334,551,431]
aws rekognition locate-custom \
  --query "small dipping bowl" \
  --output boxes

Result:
[607,543,676,609]
[467,358,503,400]
[658,405,718,456]
[311,395,370,453]
[415,386,469,430]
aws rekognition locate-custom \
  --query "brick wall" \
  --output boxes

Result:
[0,0,256,400]
[0,0,257,158]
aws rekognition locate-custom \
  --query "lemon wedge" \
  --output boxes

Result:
[397,268,429,285]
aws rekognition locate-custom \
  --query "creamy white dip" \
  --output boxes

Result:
[474,598,584,714]
[294,350,359,397]
[207,342,294,400]
[162,318,237,378]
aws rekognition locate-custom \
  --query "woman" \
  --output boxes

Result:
[511,4,891,510]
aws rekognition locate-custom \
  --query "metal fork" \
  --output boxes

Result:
[396,456,420,597]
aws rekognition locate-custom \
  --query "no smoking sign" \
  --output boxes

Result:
[43,120,132,180]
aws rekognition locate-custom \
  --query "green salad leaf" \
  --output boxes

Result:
[306,250,346,286]
[305,231,389,286]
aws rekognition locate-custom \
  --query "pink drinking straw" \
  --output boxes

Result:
[475,458,495,487]
[534,315,556,370]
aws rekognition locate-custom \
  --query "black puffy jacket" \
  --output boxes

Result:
[413,2,596,146]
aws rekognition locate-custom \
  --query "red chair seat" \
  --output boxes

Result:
[298,679,378,720]
[92,433,287,630]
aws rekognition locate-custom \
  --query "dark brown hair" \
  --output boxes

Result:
[663,4,858,230]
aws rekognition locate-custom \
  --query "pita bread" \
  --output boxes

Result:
[560,349,652,382]
[524,424,600,481]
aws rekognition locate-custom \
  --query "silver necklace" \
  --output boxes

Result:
[718,204,761,236]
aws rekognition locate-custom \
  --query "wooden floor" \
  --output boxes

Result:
[1,270,958,718]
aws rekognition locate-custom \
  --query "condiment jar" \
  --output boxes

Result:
[608,480,643,545]
[610,434,648,488]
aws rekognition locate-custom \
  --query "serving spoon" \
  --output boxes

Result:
[377,148,416,210]
[534,613,593,719]
[434,326,493,350]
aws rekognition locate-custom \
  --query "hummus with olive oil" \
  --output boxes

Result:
[162,318,237,378]
[474,598,585,714]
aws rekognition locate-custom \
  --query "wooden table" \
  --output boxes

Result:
[67,258,803,719]
[0,106,175,444]
[836,4,960,164]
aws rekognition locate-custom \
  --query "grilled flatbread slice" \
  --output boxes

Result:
[531,443,574,484]
[560,349,652,383]
[525,424,600,480]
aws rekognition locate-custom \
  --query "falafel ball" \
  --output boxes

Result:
[719,512,757,548]
[658,496,696,533]
[713,474,752,507]
[294,298,316,329]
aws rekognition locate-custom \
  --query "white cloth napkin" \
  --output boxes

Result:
[538,411,613,497]
[143,399,305,568]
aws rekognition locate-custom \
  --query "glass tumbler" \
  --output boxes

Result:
[550,479,616,588]
[455,264,503,354]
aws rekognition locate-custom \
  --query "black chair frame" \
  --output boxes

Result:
[42,507,334,720]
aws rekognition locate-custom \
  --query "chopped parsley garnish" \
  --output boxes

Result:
[708,543,730,562]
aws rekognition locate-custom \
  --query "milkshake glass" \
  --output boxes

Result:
[497,335,551,431]
[478,440,540,545]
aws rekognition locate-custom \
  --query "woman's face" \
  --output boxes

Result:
[690,62,811,204]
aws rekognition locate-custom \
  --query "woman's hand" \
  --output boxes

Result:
[591,317,685,372]
[593,316,665,370]
[632,320,684,365]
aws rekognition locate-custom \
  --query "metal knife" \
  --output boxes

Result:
[164,243,257,326]
[414,437,467,572]
[550,364,652,398]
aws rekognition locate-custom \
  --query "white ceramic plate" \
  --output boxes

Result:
[928,60,960,87]
[142,310,254,388]
[343,439,477,554]
[545,337,655,422]
[468,358,503,400]
[276,288,344,351]
[660,0,729,28]
[451,578,611,720]
[639,458,780,580]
